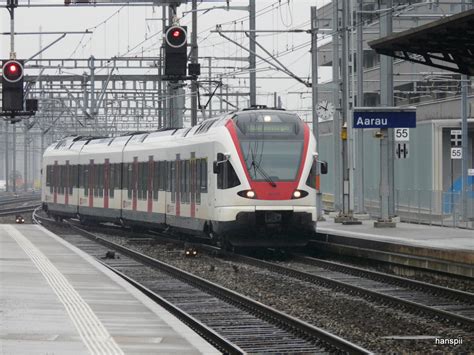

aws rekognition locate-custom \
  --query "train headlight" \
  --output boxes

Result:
[185,247,198,257]
[238,190,256,199]
[291,190,308,199]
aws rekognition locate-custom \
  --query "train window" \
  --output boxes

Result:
[187,160,191,203]
[160,161,167,191]
[84,165,89,196]
[116,164,122,191]
[217,160,241,190]
[61,165,65,194]
[127,163,133,199]
[56,165,61,194]
[132,162,138,200]
[64,165,68,195]
[166,162,171,192]
[46,165,51,187]
[94,165,99,198]
[139,162,144,200]
[170,161,176,202]
[137,163,142,200]
[180,160,185,203]
[200,159,208,193]
[108,163,114,199]
[99,164,104,198]
[195,160,201,204]
[190,160,195,204]
[63,165,67,195]
[153,161,159,200]
[78,165,83,189]
[70,165,76,194]
[142,162,148,200]
[122,164,128,196]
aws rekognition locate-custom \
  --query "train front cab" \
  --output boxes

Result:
[211,110,326,247]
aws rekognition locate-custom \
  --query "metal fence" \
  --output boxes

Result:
[364,188,474,229]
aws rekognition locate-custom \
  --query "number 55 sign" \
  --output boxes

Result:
[451,147,462,159]
[394,128,409,141]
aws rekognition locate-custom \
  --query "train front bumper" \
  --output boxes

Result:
[213,206,316,247]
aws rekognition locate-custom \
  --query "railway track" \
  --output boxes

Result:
[0,195,40,207]
[43,217,474,330]
[231,253,474,331]
[0,205,40,217]
[35,214,370,354]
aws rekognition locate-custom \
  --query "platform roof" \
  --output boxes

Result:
[368,9,474,76]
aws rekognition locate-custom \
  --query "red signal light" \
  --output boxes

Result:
[166,26,187,48]
[2,60,24,83]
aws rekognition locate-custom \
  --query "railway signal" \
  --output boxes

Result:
[164,25,188,78]
[2,59,24,112]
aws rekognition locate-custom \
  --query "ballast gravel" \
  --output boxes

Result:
[100,235,474,354]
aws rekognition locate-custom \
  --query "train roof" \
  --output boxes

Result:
[45,108,302,152]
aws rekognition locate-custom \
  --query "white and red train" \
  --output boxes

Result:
[42,108,327,247]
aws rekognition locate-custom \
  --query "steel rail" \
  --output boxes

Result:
[0,195,41,206]
[100,264,245,355]
[231,254,474,331]
[63,222,371,355]
[0,205,40,216]
[295,255,474,304]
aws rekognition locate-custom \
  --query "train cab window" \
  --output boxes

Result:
[217,160,241,190]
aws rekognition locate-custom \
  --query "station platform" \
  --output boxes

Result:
[315,219,474,278]
[0,224,219,355]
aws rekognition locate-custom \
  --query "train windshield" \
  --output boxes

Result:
[234,111,305,182]
[240,140,304,181]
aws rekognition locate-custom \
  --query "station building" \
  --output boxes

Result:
[315,0,474,223]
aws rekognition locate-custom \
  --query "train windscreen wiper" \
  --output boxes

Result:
[250,160,277,187]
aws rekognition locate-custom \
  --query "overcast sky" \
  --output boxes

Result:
[1,0,332,116]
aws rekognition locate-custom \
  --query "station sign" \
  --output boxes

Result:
[394,128,409,141]
[451,147,462,159]
[353,107,416,129]
[450,129,462,147]
[396,143,409,159]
